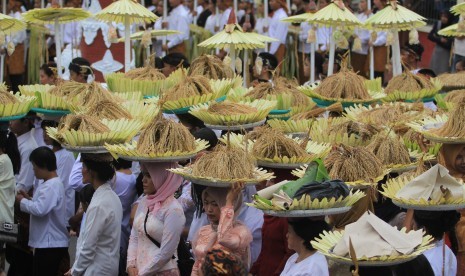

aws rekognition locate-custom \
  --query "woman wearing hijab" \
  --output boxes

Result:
[126,162,185,276]
[191,183,252,276]
[439,144,465,276]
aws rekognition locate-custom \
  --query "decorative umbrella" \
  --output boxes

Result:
[438,23,465,37]
[198,10,277,86]
[117,29,180,58]
[22,7,90,77]
[310,0,361,76]
[451,2,465,16]
[94,0,159,72]
[364,1,426,76]
[0,14,26,83]
[281,12,318,83]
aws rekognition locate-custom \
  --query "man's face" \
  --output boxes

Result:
[162,63,177,77]
[269,0,280,11]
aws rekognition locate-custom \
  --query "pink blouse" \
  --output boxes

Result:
[191,205,253,275]
[127,196,186,276]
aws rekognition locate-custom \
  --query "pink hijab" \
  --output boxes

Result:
[142,162,183,216]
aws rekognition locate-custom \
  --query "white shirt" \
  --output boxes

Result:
[72,183,123,276]
[69,153,86,192]
[353,12,372,55]
[62,22,82,46]
[0,154,16,224]
[281,252,329,276]
[20,177,69,248]
[166,5,190,48]
[268,8,289,54]
[455,18,465,56]
[9,11,26,45]
[316,26,331,52]
[205,14,219,35]
[15,130,38,192]
[55,148,76,226]
[298,22,313,53]
[219,7,232,31]
[423,239,457,276]
[372,31,387,47]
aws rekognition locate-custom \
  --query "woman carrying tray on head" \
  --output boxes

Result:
[127,162,185,276]
[191,182,253,275]
[439,144,465,276]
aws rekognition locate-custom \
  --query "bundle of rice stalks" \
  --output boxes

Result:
[313,66,371,100]
[244,81,311,110]
[430,98,465,139]
[161,76,234,111]
[189,99,275,126]
[137,116,196,154]
[436,72,465,91]
[328,120,380,143]
[444,90,465,102]
[384,70,440,101]
[324,144,385,183]
[0,83,36,118]
[251,127,314,164]
[124,66,165,81]
[188,54,234,80]
[85,100,133,120]
[366,132,411,167]
[291,103,343,120]
[191,144,255,179]
[345,103,424,127]
[47,115,143,147]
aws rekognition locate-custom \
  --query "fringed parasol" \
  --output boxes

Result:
[198,9,277,86]
[0,13,26,83]
[451,2,465,16]
[94,0,159,72]
[310,0,361,76]
[438,23,465,37]
[22,8,91,78]
[364,1,426,76]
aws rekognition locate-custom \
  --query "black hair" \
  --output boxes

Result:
[40,62,58,78]
[258,52,278,71]
[176,113,206,132]
[41,120,62,148]
[403,44,425,61]
[162,53,190,68]
[192,183,207,218]
[0,130,20,174]
[69,57,93,78]
[79,184,95,206]
[112,158,133,170]
[81,158,115,183]
[192,128,218,150]
[155,57,164,70]
[392,254,434,276]
[135,171,144,197]
[417,68,437,78]
[288,218,330,251]
[414,210,460,240]
[19,111,37,130]
[29,146,57,171]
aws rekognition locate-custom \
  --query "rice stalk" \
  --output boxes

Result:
[188,54,234,80]
[85,100,133,120]
[385,70,435,94]
[251,127,311,159]
[366,132,411,165]
[160,74,213,102]
[207,101,257,116]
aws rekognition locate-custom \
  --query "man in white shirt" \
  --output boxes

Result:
[162,0,191,55]
[351,0,371,78]
[267,0,289,66]
[16,146,69,276]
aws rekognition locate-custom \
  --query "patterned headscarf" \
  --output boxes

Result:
[202,248,247,276]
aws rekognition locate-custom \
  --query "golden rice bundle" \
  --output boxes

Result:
[188,55,234,80]
[444,89,465,102]
[136,117,196,155]
[161,75,213,102]
[252,128,311,160]
[385,71,435,94]
[85,100,133,120]
[431,98,465,137]
[0,85,18,104]
[313,64,371,100]
[48,80,79,97]
[357,103,424,126]
[328,121,380,142]
[207,101,257,116]
[245,82,310,107]
[244,126,268,141]
[191,145,255,179]
[50,81,115,108]
[124,66,166,81]
[57,114,110,140]
[366,133,411,166]
[436,72,465,89]
[324,144,384,182]
[291,103,343,120]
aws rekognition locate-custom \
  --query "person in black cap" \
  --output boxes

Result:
[252,52,278,86]
[69,57,94,83]
[400,43,424,71]
[161,53,190,77]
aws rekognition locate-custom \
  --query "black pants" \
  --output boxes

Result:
[33,247,68,276]
[6,245,33,276]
